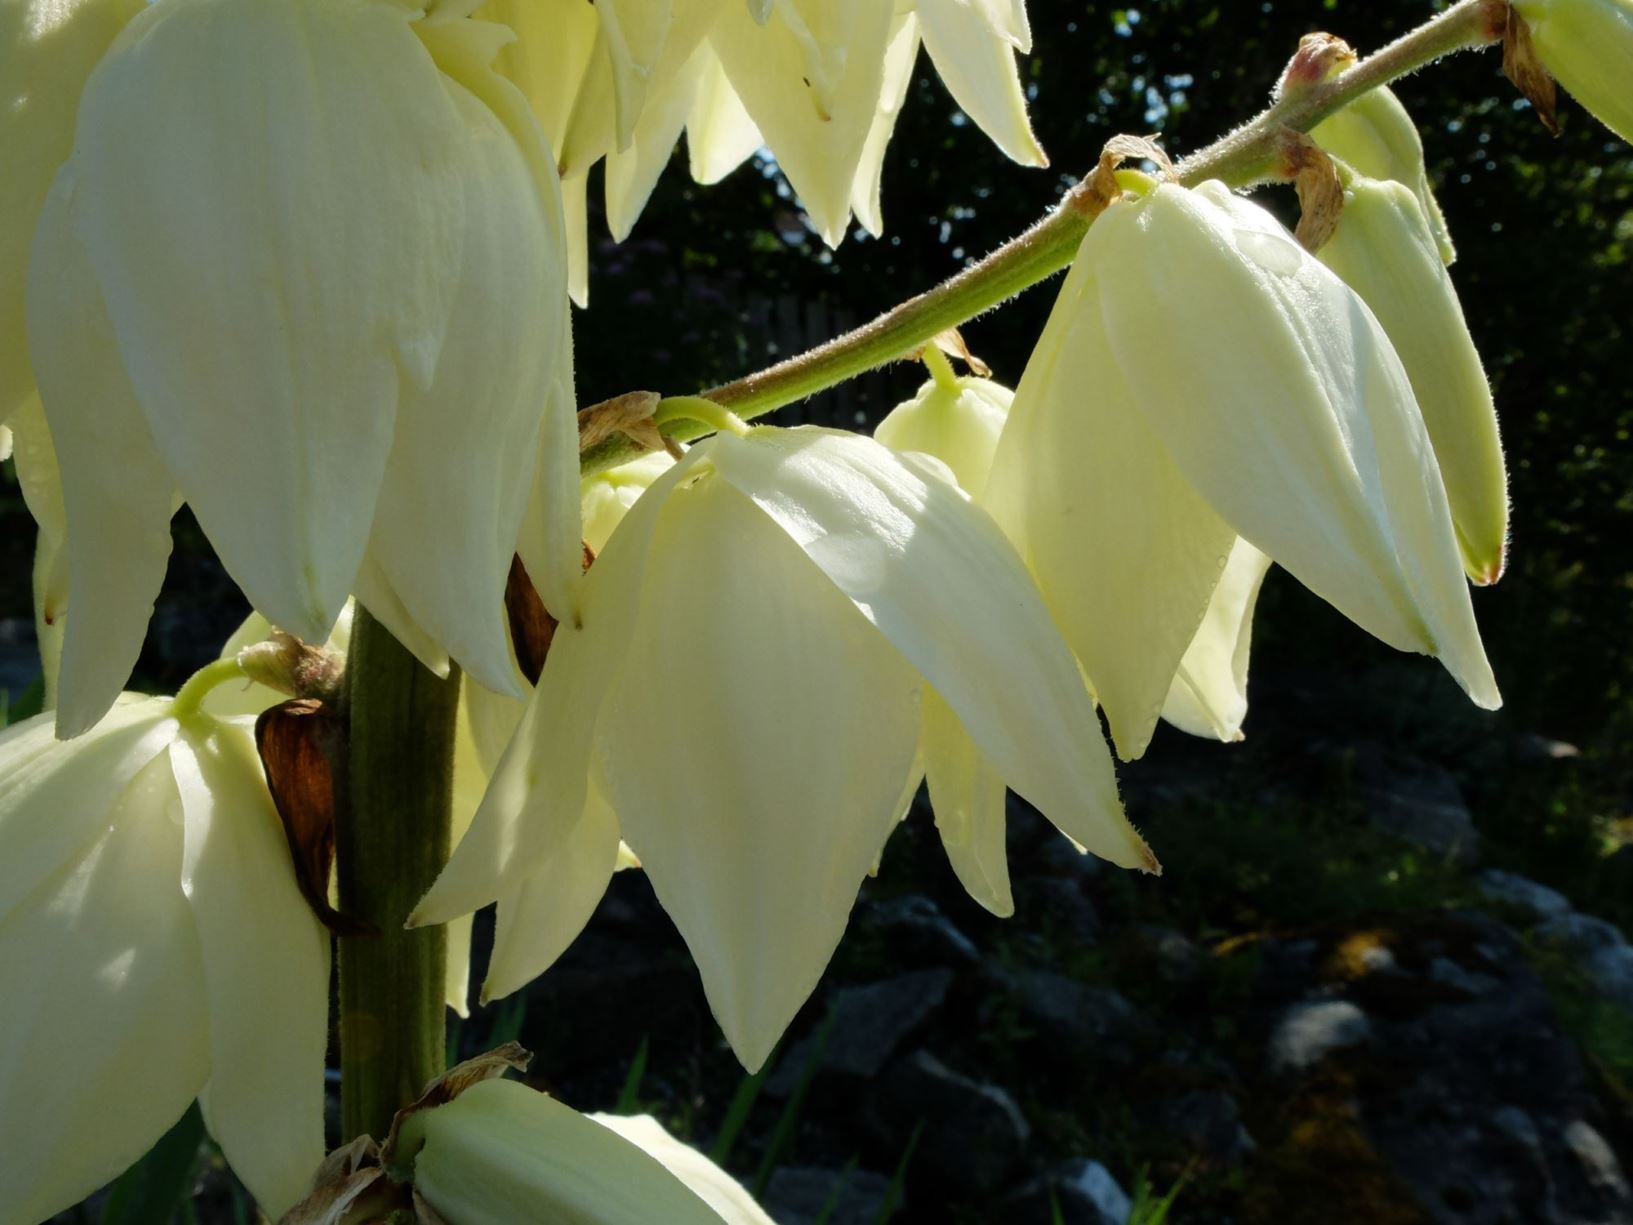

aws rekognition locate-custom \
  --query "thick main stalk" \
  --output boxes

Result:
[335,608,461,1142]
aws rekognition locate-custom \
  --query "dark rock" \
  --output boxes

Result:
[868,1050,1029,1194]
[1534,913,1627,956]
[1267,999,1371,1074]
[1344,744,1480,864]
[1251,912,1633,1225]
[1475,868,1572,921]
[1014,876,1101,944]
[766,969,954,1096]
[854,894,980,969]
[1126,924,1205,988]
[999,1160,1131,1225]
[762,1166,893,1225]
[1015,972,1138,1060]
[1032,831,1105,883]
[1584,945,1633,1014]
[1152,1089,1256,1164]
[0,617,39,702]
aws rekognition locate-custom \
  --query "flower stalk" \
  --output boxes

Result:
[579,0,1508,477]
[336,607,463,1143]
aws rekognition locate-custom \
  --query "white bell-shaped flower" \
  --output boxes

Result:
[414,426,1152,1072]
[985,180,1500,762]
[0,693,329,1222]
[27,0,581,737]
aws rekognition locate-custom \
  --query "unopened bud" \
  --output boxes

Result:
[1316,175,1509,584]
[876,374,1012,498]
[1276,32,1356,101]
[1311,85,1457,264]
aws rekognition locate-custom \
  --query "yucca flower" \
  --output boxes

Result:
[1512,0,1633,142]
[25,0,582,738]
[0,691,329,1222]
[877,366,1270,752]
[985,179,1500,762]
[394,1079,768,1224]
[413,426,1153,1071]
[489,0,1044,284]
[1316,173,1509,584]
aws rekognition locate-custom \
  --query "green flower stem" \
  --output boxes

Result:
[336,607,462,1143]
[579,0,1505,477]
[168,658,246,722]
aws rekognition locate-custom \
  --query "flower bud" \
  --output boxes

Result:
[1316,174,1509,584]
[1311,84,1457,264]
[875,374,1012,498]
[1512,0,1633,143]
[397,1078,740,1224]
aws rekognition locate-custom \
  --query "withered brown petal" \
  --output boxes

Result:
[255,698,377,937]
[505,547,595,687]
[1504,8,1559,135]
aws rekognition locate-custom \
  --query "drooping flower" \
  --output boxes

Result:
[490,0,1045,275]
[393,1079,761,1224]
[876,364,1273,749]
[985,179,1500,762]
[1511,0,1633,142]
[26,0,582,737]
[0,691,329,1222]
[1316,173,1509,584]
[413,426,1153,1071]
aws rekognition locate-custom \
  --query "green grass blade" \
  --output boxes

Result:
[615,1035,651,1115]
[99,1103,205,1225]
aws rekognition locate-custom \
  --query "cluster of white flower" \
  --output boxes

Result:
[1,0,1629,1220]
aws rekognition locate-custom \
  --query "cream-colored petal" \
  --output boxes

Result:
[1316,176,1508,584]
[875,375,1009,499]
[597,468,922,1071]
[581,450,678,553]
[482,0,601,153]
[413,451,706,924]
[69,0,472,641]
[985,259,1237,760]
[1162,539,1271,743]
[0,696,175,916]
[564,173,592,306]
[921,689,1012,917]
[1095,183,1499,710]
[606,46,708,241]
[171,721,329,1219]
[710,427,1152,870]
[917,0,1045,167]
[483,777,621,1002]
[9,398,69,706]
[405,1079,729,1224]
[445,682,505,1017]
[0,751,209,1225]
[968,0,1031,51]
[850,12,918,237]
[596,0,722,149]
[28,170,178,738]
[353,551,453,682]
[685,44,763,184]
[591,1113,777,1224]
[710,0,895,244]
[0,0,144,427]
[366,71,565,697]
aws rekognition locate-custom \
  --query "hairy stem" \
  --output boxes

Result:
[579,0,1504,476]
[335,608,461,1142]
